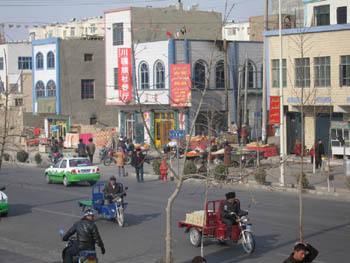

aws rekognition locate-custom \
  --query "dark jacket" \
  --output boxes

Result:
[77,142,87,157]
[63,218,104,251]
[131,152,145,168]
[220,199,240,220]
[87,142,96,156]
[284,243,318,263]
[103,182,123,198]
[315,143,324,158]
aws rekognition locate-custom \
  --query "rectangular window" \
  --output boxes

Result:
[63,30,67,38]
[70,27,75,37]
[90,24,96,34]
[314,56,330,87]
[81,79,94,99]
[337,7,347,24]
[15,98,23,106]
[48,30,53,38]
[295,58,310,88]
[314,5,330,26]
[271,59,287,88]
[114,68,119,90]
[84,54,93,61]
[113,23,124,46]
[0,57,3,70]
[340,55,350,87]
[18,56,32,70]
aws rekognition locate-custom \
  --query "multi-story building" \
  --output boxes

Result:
[223,22,250,41]
[32,38,118,138]
[271,0,304,27]
[29,17,104,41]
[304,0,350,26]
[265,24,350,155]
[0,41,32,109]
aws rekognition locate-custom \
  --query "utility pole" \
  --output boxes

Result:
[237,70,241,128]
[243,54,248,126]
[279,0,285,186]
[224,39,229,131]
[262,0,268,143]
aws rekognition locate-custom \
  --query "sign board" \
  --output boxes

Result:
[170,64,191,107]
[169,130,185,139]
[268,96,280,124]
[118,48,132,103]
[51,125,59,132]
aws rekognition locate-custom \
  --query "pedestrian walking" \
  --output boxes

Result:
[315,139,324,169]
[77,139,87,157]
[159,160,168,181]
[116,148,126,177]
[283,242,318,263]
[131,147,145,183]
[87,138,96,163]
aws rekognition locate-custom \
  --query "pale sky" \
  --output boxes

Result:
[1,0,267,41]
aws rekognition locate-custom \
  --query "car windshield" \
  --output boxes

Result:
[69,159,92,167]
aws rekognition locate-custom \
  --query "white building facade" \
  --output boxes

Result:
[222,22,250,41]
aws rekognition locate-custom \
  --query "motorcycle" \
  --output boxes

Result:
[99,147,109,163]
[49,151,63,164]
[105,191,128,227]
[60,230,98,263]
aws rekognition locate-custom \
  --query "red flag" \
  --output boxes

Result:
[166,31,172,38]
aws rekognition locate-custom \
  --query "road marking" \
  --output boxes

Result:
[33,207,80,218]
[276,253,328,263]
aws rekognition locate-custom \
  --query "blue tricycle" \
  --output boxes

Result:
[78,183,128,227]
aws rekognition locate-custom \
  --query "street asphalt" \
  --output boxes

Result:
[0,162,349,263]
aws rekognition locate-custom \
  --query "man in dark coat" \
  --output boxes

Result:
[131,147,145,183]
[103,176,124,203]
[284,242,318,263]
[314,139,324,169]
[77,139,87,157]
[86,138,96,163]
[62,209,105,263]
[219,192,240,240]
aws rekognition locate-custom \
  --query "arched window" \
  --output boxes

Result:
[242,61,255,89]
[193,60,206,90]
[215,60,224,89]
[36,81,45,97]
[139,62,149,89]
[46,80,56,97]
[47,51,55,69]
[36,52,43,69]
[154,61,165,89]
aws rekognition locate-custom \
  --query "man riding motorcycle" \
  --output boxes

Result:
[103,176,125,210]
[220,192,240,240]
[62,209,105,263]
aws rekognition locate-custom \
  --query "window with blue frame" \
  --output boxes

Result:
[18,57,32,70]
[193,60,206,90]
[36,53,43,69]
[47,80,56,97]
[36,81,45,97]
[0,57,3,70]
[47,52,55,69]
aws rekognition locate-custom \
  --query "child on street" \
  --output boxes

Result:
[160,160,168,181]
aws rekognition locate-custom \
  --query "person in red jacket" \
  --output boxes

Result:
[159,160,168,181]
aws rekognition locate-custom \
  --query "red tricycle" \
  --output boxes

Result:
[178,200,255,254]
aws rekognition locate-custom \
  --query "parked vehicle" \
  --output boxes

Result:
[0,186,8,216]
[78,183,128,227]
[44,158,100,187]
[60,230,98,263]
[179,200,255,254]
[99,147,109,163]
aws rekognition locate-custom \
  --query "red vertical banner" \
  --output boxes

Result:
[170,64,191,107]
[268,96,280,124]
[118,48,132,103]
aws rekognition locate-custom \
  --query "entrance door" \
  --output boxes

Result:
[160,120,172,147]
[154,112,174,148]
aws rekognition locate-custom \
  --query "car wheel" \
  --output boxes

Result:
[45,174,52,184]
[2,212,8,217]
[124,155,131,165]
[63,176,70,187]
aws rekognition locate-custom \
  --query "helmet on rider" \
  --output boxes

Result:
[84,208,94,218]
[110,176,116,181]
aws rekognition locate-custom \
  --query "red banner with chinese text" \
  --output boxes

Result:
[268,96,280,124]
[170,64,191,107]
[118,48,132,103]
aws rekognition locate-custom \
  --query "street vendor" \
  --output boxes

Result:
[220,192,240,240]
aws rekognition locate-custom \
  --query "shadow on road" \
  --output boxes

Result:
[125,212,161,227]
[6,204,32,217]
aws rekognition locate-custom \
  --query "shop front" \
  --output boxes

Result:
[44,116,70,139]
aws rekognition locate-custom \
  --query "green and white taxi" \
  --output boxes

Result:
[44,158,100,187]
[0,186,8,216]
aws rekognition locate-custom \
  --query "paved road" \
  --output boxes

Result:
[0,163,349,263]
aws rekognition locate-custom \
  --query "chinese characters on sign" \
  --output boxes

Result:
[268,96,280,124]
[118,48,132,103]
[170,64,191,107]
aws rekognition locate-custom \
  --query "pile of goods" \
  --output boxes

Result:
[185,210,212,227]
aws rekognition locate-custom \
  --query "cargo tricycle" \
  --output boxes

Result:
[178,200,255,253]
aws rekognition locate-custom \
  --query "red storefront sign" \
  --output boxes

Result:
[118,48,132,103]
[170,64,191,107]
[268,96,280,124]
